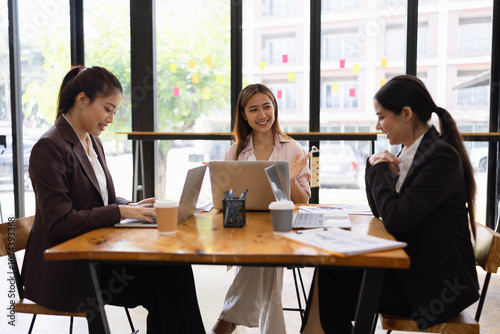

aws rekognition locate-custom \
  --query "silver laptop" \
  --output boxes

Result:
[264,164,351,229]
[115,164,207,228]
[208,161,290,211]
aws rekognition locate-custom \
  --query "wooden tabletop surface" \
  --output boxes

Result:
[44,211,409,269]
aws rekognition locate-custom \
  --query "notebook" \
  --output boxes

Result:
[208,160,290,211]
[115,164,207,228]
[264,165,351,229]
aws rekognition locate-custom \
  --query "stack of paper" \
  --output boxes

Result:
[299,204,372,218]
[282,227,406,257]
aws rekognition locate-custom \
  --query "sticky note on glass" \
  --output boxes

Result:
[260,61,266,70]
[205,57,213,66]
[381,58,388,68]
[173,87,180,97]
[203,88,210,100]
[380,78,387,87]
[216,74,223,84]
[192,73,200,83]
[331,83,339,92]
[288,72,295,82]
[349,88,356,97]
[340,59,346,68]
[188,60,195,69]
[283,55,288,63]
[170,63,177,73]
[352,64,359,73]
[277,90,283,99]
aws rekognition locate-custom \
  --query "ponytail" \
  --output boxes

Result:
[434,106,476,238]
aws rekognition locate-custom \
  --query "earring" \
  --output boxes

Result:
[81,104,83,109]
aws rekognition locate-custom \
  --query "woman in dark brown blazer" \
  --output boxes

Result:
[22,66,205,333]
[301,75,479,333]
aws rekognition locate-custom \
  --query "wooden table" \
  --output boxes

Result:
[45,211,409,334]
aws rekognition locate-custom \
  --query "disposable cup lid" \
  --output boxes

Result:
[154,199,179,209]
[269,200,294,210]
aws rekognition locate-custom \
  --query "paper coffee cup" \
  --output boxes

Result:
[269,200,294,232]
[155,200,179,235]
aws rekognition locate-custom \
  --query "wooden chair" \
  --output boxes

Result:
[0,216,138,334]
[377,222,500,334]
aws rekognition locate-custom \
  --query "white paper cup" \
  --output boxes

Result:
[155,200,179,235]
[269,200,294,233]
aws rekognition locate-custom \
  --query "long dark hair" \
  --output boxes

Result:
[375,74,476,237]
[56,65,123,121]
[233,83,289,159]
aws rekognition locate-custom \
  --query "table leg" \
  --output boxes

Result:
[74,261,111,334]
[352,268,385,334]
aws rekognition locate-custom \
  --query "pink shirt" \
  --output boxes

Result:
[224,133,311,197]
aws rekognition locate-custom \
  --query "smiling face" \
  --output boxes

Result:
[242,92,276,134]
[374,99,407,146]
[80,91,122,137]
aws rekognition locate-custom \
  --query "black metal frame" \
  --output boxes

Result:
[8,0,24,218]
[130,0,157,200]
[488,0,500,231]
[70,0,84,66]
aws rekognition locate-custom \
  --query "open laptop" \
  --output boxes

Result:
[208,161,290,211]
[264,165,351,229]
[115,164,207,228]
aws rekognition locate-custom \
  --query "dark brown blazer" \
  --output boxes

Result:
[22,116,130,312]
[365,126,479,329]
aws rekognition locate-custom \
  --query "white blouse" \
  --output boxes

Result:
[63,114,109,205]
[395,129,428,193]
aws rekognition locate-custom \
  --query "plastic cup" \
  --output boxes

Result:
[155,200,179,235]
[269,200,295,233]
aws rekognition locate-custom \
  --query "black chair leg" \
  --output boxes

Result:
[124,307,137,333]
[296,266,308,304]
[475,272,491,321]
[292,267,305,320]
[28,314,37,334]
[370,313,379,334]
[69,316,74,334]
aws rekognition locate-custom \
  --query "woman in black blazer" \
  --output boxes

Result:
[301,75,479,333]
[22,66,205,333]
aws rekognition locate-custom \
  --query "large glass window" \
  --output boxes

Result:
[319,1,406,202]
[83,0,132,199]
[417,0,493,224]
[0,1,12,220]
[242,0,310,131]
[18,0,71,216]
[156,0,231,198]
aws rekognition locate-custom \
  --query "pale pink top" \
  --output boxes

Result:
[224,133,311,197]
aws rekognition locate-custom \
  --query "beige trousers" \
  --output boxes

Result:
[219,266,286,334]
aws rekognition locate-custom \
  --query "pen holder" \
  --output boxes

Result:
[222,198,246,228]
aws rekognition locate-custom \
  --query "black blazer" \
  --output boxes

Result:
[365,126,479,329]
[22,116,130,312]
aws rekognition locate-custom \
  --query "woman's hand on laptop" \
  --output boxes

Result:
[119,197,157,222]
[134,197,156,207]
[289,152,311,180]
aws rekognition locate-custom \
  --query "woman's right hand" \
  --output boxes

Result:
[368,150,400,175]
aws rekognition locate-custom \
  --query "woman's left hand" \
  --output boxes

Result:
[129,197,156,207]
[290,152,311,180]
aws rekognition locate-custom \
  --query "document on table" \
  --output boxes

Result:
[281,227,407,257]
[299,204,372,218]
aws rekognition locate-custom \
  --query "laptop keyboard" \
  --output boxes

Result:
[292,213,324,228]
